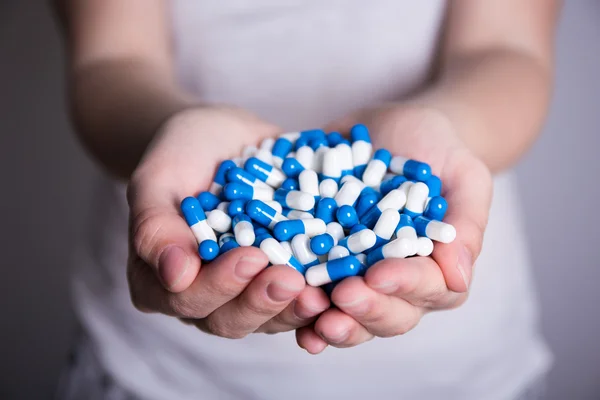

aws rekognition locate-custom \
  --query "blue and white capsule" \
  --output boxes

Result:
[310,137,329,173]
[424,196,448,221]
[245,200,288,229]
[336,205,359,229]
[260,237,306,274]
[372,208,401,248]
[274,188,315,211]
[180,197,219,261]
[309,222,344,256]
[291,234,320,269]
[338,228,377,254]
[299,169,320,202]
[271,132,300,168]
[210,160,237,195]
[335,140,355,177]
[206,209,232,233]
[255,137,275,165]
[281,157,305,178]
[389,156,431,182]
[355,187,381,217]
[227,199,247,217]
[414,216,456,244]
[321,148,342,183]
[218,233,240,254]
[232,213,255,247]
[326,131,344,147]
[253,226,273,247]
[362,149,392,188]
[366,236,415,266]
[403,182,429,218]
[350,124,373,178]
[395,214,418,256]
[226,167,274,192]
[424,175,442,197]
[305,255,362,287]
[334,179,363,207]
[244,157,286,188]
[379,175,408,196]
[319,178,339,198]
[281,178,299,191]
[223,182,274,202]
[314,197,338,224]
[416,237,434,257]
[328,245,350,260]
[282,208,314,220]
[295,143,315,171]
[197,191,221,211]
[273,218,326,241]
[360,189,407,228]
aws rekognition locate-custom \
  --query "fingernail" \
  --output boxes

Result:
[235,256,265,281]
[158,246,189,289]
[323,329,349,344]
[267,281,302,302]
[457,246,473,289]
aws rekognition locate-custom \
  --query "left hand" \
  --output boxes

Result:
[296,105,493,353]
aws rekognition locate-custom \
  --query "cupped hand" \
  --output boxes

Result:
[296,105,492,353]
[127,106,330,338]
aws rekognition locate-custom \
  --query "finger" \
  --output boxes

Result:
[256,286,330,333]
[331,276,423,337]
[127,176,202,292]
[313,308,374,348]
[365,257,467,310]
[128,247,268,317]
[433,151,492,292]
[296,326,328,354]
[202,265,305,338]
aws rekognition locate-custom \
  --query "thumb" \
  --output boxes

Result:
[127,181,201,293]
[323,111,364,135]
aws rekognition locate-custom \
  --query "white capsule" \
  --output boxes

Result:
[416,237,434,256]
[206,209,232,233]
[352,141,372,170]
[255,149,273,164]
[398,181,414,198]
[373,209,401,240]
[296,146,315,170]
[280,241,293,254]
[328,245,350,260]
[260,238,304,272]
[286,190,315,211]
[335,142,354,173]
[313,146,329,173]
[302,218,328,237]
[216,201,230,213]
[322,148,342,181]
[362,156,390,188]
[260,137,275,153]
[334,180,363,207]
[232,157,243,167]
[404,182,429,217]
[326,222,345,245]
[291,234,319,267]
[340,174,366,190]
[234,220,255,247]
[378,189,407,211]
[242,145,258,163]
[190,220,217,243]
[286,210,314,220]
[319,179,339,198]
[385,238,415,259]
[340,229,377,254]
[355,253,367,266]
[299,170,320,197]
[422,220,457,243]
[263,200,283,214]
[396,226,419,256]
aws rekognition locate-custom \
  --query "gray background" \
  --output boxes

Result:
[1,1,599,399]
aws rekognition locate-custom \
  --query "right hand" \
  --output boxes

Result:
[126,106,330,339]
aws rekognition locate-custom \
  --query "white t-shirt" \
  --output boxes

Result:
[72,2,552,399]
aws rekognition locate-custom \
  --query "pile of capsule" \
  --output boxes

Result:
[180,124,456,290]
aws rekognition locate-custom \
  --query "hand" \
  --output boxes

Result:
[127,106,330,338]
[296,105,492,353]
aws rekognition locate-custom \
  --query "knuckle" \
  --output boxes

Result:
[131,208,165,263]
[166,295,198,319]
[205,317,247,339]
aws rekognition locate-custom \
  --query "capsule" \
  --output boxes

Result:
[372,208,401,248]
[362,149,392,188]
[424,196,448,221]
[210,160,237,195]
[309,221,344,256]
[245,199,288,229]
[232,214,256,247]
[398,180,414,198]
[404,182,429,218]
[291,234,320,268]
[218,233,240,254]
[350,124,373,178]
[379,175,408,197]
[226,167,274,192]
[180,197,219,261]
[260,237,306,274]
[321,148,342,183]
[395,214,418,256]
[355,187,381,217]
[253,226,273,247]
[216,201,230,213]
[197,191,221,211]
[360,189,407,228]
[338,229,377,254]
[349,223,368,235]
[282,209,314,220]
[281,178,299,191]
[328,245,350,260]
[335,140,355,177]
[336,205,359,229]
[306,255,362,287]
[326,131,343,146]
[314,197,338,224]
[414,216,456,244]
[295,145,315,170]
[271,133,300,168]
[299,169,320,202]
[300,129,327,142]
[389,156,431,181]
[273,219,327,241]
[366,237,415,266]
[244,157,286,188]
[310,137,330,173]
[274,188,315,211]
[425,175,442,197]
[254,138,275,164]
[334,179,363,207]
[281,157,305,178]
[416,237,434,257]
[227,199,247,217]
[223,182,274,202]
[206,209,232,233]
[319,178,339,199]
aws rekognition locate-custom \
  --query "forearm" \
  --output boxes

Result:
[69,58,197,180]
[413,48,553,172]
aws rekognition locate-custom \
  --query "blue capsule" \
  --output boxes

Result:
[425,175,442,197]
[213,160,237,187]
[309,233,335,256]
[226,167,265,188]
[281,157,305,178]
[281,178,299,191]
[305,255,362,286]
[336,205,359,229]
[227,199,247,217]
[271,135,297,165]
[424,196,448,221]
[355,187,381,217]
[218,233,240,254]
[244,157,286,187]
[326,132,344,147]
[246,200,287,229]
[350,124,372,144]
[380,175,407,197]
[300,129,326,142]
[197,191,220,211]
[199,240,220,261]
[314,197,338,224]
[272,218,326,242]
